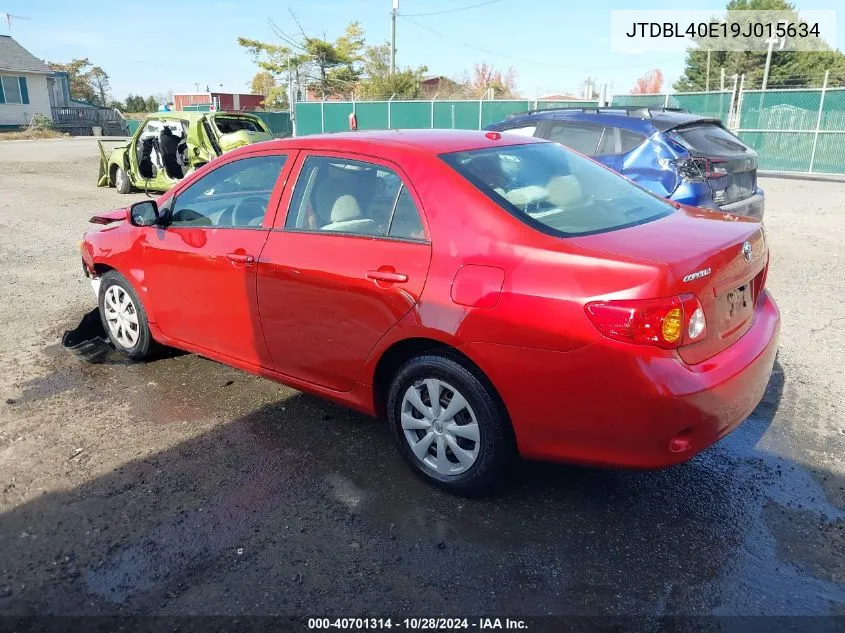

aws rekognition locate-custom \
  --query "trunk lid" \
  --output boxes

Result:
[668,123,758,206]
[574,207,768,363]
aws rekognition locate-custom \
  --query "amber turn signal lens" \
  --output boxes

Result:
[661,308,682,343]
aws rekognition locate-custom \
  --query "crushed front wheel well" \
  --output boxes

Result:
[92,263,115,277]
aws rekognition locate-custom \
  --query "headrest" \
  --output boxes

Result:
[331,195,362,223]
[546,175,583,207]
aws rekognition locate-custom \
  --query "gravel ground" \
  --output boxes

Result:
[0,138,843,625]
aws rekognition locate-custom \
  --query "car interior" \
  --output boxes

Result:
[287,158,424,239]
[136,120,189,181]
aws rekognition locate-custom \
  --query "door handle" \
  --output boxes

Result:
[226,253,255,264]
[366,270,408,283]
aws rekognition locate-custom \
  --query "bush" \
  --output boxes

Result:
[29,114,54,131]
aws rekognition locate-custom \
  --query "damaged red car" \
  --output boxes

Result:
[80,130,780,494]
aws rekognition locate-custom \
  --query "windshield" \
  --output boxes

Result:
[212,116,266,135]
[441,142,674,237]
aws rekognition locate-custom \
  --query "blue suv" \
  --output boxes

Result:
[486,107,764,219]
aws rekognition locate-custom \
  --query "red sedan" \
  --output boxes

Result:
[80,130,780,494]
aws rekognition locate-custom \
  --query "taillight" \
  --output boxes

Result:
[585,294,706,349]
[675,157,729,182]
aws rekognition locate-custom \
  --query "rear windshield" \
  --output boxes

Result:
[213,116,265,135]
[670,124,749,155]
[440,142,673,237]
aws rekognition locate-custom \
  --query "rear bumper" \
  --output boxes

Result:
[720,190,765,220]
[463,290,780,468]
[671,185,765,220]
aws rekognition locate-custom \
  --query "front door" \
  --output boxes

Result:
[143,151,293,367]
[257,152,432,391]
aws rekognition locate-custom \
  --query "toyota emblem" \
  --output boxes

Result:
[742,241,753,263]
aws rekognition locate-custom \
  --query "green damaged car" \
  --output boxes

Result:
[97,111,274,193]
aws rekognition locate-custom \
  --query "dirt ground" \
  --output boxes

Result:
[0,138,843,624]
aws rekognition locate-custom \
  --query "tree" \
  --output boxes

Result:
[632,69,664,94]
[238,19,365,100]
[146,95,160,112]
[88,66,111,106]
[674,0,845,90]
[358,43,428,99]
[250,71,288,109]
[469,62,517,98]
[48,58,99,104]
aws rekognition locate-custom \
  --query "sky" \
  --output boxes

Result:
[2,0,843,100]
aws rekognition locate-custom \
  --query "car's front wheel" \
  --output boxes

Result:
[114,167,132,194]
[97,271,155,360]
[387,352,514,495]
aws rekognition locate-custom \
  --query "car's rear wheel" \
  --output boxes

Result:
[387,353,513,495]
[114,167,132,194]
[98,271,154,360]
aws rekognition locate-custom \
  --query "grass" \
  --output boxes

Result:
[0,129,69,141]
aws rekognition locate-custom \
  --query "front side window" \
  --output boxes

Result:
[441,142,673,237]
[169,155,286,228]
[285,156,425,240]
[1,76,22,104]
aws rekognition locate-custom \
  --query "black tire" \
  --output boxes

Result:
[114,167,132,194]
[97,271,155,360]
[387,352,514,496]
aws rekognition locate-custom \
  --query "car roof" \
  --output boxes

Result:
[254,129,544,157]
[496,108,720,134]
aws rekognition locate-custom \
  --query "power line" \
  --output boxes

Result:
[399,0,502,17]
[399,15,679,71]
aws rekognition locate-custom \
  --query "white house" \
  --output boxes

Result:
[0,35,53,127]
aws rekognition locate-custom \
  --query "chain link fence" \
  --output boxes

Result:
[292,81,845,176]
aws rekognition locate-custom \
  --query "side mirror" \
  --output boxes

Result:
[129,200,159,227]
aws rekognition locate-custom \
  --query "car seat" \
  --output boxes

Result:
[321,195,377,233]
[159,127,184,179]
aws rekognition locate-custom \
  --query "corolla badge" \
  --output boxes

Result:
[683,268,711,283]
[742,241,753,262]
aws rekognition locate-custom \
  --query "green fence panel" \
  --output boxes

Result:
[820,88,845,130]
[533,100,599,110]
[433,101,482,129]
[739,90,822,130]
[294,102,323,136]
[355,102,389,130]
[385,101,429,129]
[323,102,351,133]
[738,131,814,172]
[480,100,530,127]
[611,94,666,107]
[673,92,732,125]
[812,132,845,173]
[125,119,140,135]
[252,111,292,137]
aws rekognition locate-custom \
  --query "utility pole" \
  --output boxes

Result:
[720,67,725,91]
[390,0,398,75]
[705,50,711,91]
[193,82,200,92]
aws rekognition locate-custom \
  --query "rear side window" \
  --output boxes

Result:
[545,122,603,155]
[441,142,673,237]
[285,156,425,240]
[596,127,647,156]
[671,124,749,155]
[213,116,265,135]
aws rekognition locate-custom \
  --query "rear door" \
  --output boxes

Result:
[257,151,432,391]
